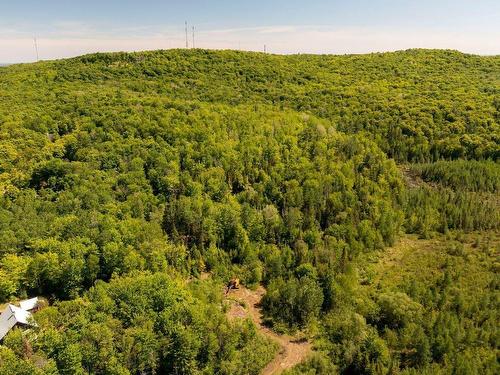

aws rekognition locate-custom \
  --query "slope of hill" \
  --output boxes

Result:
[0,49,498,374]
[2,49,498,161]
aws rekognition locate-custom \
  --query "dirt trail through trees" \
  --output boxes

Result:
[226,286,311,375]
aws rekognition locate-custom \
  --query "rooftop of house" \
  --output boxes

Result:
[0,297,39,341]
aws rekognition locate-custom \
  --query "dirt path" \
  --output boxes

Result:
[399,165,438,189]
[226,286,311,375]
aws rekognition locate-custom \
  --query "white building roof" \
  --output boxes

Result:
[19,297,39,311]
[10,305,31,325]
[0,300,38,341]
[0,305,18,341]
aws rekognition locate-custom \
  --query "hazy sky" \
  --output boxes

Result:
[1,0,499,62]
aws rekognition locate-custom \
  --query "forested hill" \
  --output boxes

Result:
[2,49,499,161]
[0,50,498,374]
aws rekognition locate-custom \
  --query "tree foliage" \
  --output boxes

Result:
[0,49,498,374]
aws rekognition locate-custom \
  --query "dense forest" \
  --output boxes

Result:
[0,49,498,374]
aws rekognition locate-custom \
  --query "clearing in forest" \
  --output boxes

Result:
[366,232,500,293]
[226,286,311,375]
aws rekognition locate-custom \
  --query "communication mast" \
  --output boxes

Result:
[192,26,195,49]
[185,21,188,48]
[34,37,39,61]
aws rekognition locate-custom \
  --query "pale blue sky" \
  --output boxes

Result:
[1,1,499,62]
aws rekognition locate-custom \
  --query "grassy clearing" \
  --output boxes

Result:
[366,231,499,291]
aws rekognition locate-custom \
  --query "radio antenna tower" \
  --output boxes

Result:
[185,21,188,48]
[192,26,195,49]
[33,37,39,61]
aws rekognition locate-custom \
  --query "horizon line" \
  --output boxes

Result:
[2,46,499,66]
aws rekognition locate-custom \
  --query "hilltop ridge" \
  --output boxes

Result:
[2,48,498,162]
